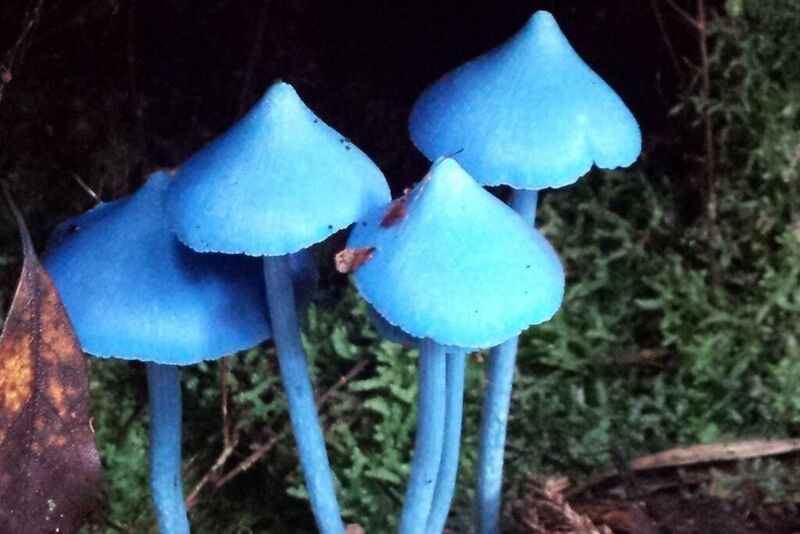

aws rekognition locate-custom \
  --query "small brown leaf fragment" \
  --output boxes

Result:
[0,194,103,533]
[380,197,408,227]
[0,67,11,85]
[334,247,375,274]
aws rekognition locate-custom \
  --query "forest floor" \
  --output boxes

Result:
[506,441,800,534]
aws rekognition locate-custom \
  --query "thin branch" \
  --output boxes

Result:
[126,0,147,157]
[71,173,100,204]
[568,438,800,497]
[697,0,720,286]
[0,0,46,105]
[663,0,702,30]
[185,358,369,509]
[650,0,682,74]
[209,429,285,494]
[220,357,232,449]
[184,435,239,509]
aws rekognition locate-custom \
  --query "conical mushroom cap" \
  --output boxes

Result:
[167,81,391,256]
[409,11,641,190]
[44,172,271,365]
[347,158,564,349]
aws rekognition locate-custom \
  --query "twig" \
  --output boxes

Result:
[664,0,702,30]
[0,0,46,105]
[660,0,720,285]
[210,429,285,493]
[126,0,147,157]
[630,438,800,470]
[71,173,100,204]
[31,0,106,47]
[185,358,369,508]
[185,356,238,509]
[696,0,721,287]
[213,359,368,488]
[650,0,682,74]
[184,435,239,509]
[220,357,232,449]
[568,438,800,497]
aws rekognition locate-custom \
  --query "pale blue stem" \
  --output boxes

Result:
[263,254,344,534]
[477,188,538,534]
[510,188,539,220]
[146,362,190,534]
[399,339,447,534]
[425,350,467,534]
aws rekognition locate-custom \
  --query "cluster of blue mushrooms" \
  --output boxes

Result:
[47,83,389,534]
[347,158,564,533]
[407,10,641,534]
[43,9,640,534]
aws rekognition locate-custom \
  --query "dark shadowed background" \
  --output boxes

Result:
[0,0,711,242]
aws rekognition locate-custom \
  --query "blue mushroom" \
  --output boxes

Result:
[409,11,642,533]
[166,81,390,534]
[409,10,641,191]
[346,158,564,533]
[44,172,272,534]
[367,304,467,534]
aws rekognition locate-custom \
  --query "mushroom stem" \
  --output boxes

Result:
[262,254,344,534]
[476,338,518,534]
[399,339,447,534]
[426,349,467,534]
[477,185,538,534]
[146,362,191,534]
[510,188,539,224]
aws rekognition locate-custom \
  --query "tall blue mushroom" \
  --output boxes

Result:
[43,172,272,534]
[345,158,564,533]
[408,11,642,532]
[166,81,390,534]
[366,306,465,532]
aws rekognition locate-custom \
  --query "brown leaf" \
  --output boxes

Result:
[0,195,103,533]
[334,247,375,274]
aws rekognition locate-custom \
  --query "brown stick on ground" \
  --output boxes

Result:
[570,438,800,497]
[630,438,800,470]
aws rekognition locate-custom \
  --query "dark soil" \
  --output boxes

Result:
[507,469,800,534]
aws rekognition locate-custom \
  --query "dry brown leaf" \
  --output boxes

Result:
[0,196,103,533]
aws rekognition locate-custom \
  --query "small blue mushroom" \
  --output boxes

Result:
[409,11,642,532]
[346,158,564,533]
[166,81,390,534]
[409,10,641,191]
[44,172,272,534]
